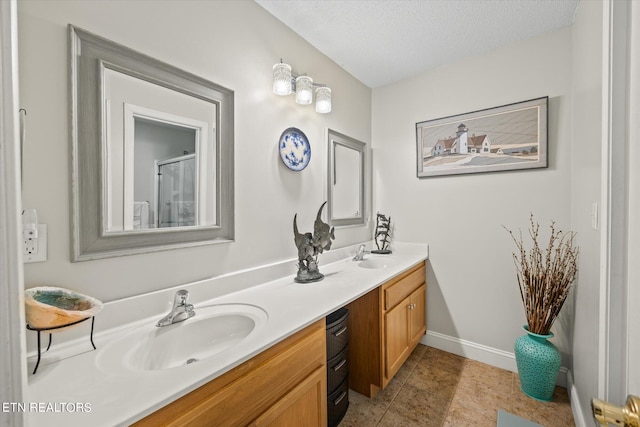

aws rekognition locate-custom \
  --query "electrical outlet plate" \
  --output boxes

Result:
[24,224,47,263]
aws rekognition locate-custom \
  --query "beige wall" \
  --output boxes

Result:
[372,28,573,360]
[18,0,372,302]
[570,0,607,423]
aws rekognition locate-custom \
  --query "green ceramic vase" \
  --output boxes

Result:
[514,325,560,401]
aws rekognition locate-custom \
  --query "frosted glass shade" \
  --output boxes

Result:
[273,63,292,95]
[315,87,331,113]
[295,76,313,105]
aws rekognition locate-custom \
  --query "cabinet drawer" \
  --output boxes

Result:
[384,263,426,310]
[327,346,349,395]
[326,308,349,358]
[327,378,349,427]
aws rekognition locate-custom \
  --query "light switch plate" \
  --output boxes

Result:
[24,224,47,263]
[591,202,599,231]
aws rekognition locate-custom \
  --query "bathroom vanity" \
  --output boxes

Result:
[134,267,426,425]
[348,263,427,397]
[26,242,428,426]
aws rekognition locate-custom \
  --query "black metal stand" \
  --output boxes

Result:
[26,316,96,375]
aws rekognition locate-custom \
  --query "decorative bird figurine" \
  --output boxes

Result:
[292,201,335,283]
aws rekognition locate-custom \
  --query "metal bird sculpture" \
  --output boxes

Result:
[292,201,335,283]
[372,212,392,254]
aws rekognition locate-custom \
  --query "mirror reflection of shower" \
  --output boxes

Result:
[133,117,198,229]
[156,154,196,228]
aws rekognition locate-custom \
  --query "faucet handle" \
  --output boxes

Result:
[174,289,189,305]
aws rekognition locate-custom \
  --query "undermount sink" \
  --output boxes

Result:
[358,255,398,269]
[97,303,268,374]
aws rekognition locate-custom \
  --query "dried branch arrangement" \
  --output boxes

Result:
[505,215,578,335]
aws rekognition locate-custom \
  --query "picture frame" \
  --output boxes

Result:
[416,97,548,178]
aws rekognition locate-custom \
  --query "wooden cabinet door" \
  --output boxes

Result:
[409,284,426,346]
[251,366,326,427]
[384,295,411,380]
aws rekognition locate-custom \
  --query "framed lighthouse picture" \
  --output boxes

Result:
[416,97,548,178]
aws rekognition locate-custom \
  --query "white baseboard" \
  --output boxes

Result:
[422,330,568,388]
[566,370,588,427]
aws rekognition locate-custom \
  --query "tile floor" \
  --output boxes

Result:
[339,345,575,427]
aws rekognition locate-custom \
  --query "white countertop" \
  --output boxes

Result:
[25,242,428,426]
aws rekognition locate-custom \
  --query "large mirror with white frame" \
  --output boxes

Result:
[69,25,234,261]
[327,129,366,227]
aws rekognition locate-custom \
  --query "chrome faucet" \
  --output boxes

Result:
[156,290,195,327]
[353,244,369,261]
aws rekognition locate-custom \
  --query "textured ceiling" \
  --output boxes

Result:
[256,0,579,88]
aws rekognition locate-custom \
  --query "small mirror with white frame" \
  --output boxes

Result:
[327,129,366,227]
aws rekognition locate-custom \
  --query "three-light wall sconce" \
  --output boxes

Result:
[273,60,331,113]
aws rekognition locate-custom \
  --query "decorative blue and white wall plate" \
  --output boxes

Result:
[279,127,311,171]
